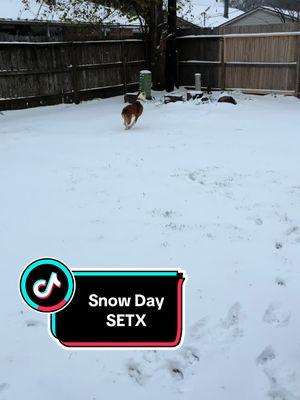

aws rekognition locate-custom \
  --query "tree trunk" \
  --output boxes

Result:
[147,0,166,90]
[165,0,177,92]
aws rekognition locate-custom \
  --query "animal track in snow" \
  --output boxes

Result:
[25,319,44,328]
[255,218,264,226]
[286,226,299,236]
[169,365,184,381]
[275,277,287,287]
[256,346,276,365]
[220,302,244,340]
[263,304,291,327]
[222,302,241,329]
[126,346,200,387]
[165,222,187,231]
[264,369,300,400]
[0,383,9,393]
[150,208,180,219]
[190,317,209,340]
[127,361,147,386]
[126,304,243,388]
[165,346,200,381]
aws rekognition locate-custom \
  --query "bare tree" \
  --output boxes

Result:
[22,0,167,88]
[230,0,300,21]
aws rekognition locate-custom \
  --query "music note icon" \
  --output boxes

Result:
[33,272,62,299]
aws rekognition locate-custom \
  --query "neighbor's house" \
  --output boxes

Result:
[218,6,299,28]
[0,0,245,41]
[0,16,205,42]
[0,0,144,41]
[0,18,144,41]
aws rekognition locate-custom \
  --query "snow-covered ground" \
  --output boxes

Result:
[0,91,300,400]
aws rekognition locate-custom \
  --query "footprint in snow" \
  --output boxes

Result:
[275,277,286,287]
[25,319,44,328]
[0,383,9,393]
[263,304,291,327]
[256,346,276,365]
[169,364,184,381]
[181,346,200,366]
[166,346,200,382]
[190,317,209,340]
[268,387,300,400]
[286,226,300,244]
[255,218,264,226]
[221,302,244,339]
[222,302,241,329]
[264,369,300,400]
[191,304,244,349]
[127,362,147,386]
[127,346,200,387]
[286,226,299,236]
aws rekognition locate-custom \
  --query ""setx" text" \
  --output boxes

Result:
[106,313,146,327]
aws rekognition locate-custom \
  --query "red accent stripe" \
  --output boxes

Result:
[60,278,184,348]
[38,299,67,312]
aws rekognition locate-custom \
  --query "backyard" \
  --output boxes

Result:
[0,91,300,399]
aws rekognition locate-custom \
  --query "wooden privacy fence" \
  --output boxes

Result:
[217,22,300,35]
[177,32,300,96]
[0,39,146,111]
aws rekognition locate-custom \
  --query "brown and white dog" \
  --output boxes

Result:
[121,92,146,130]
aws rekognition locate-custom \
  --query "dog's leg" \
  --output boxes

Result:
[122,115,127,129]
[123,115,130,130]
[127,116,135,129]
[129,116,138,128]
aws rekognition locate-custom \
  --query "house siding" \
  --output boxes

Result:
[231,9,293,26]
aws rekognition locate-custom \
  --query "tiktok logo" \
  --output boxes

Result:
[33,272,62,299]
[20,258,75,313]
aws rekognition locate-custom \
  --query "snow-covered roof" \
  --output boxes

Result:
[178,0,244,28]
[0,0,243,28]
[219,6,299,27]
[261,6,299,18]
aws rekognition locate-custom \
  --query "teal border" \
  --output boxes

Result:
[73,271,177,277]
[50,270,178,339]
[20,258,75,311]
[51,313,57,337]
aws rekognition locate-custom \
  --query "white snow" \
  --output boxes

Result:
[0,0,243,27]
[0,0,40,19]
[179,0,244,28]
[0,0,139,24]
[1,91,300,399]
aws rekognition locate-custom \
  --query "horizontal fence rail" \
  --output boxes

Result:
[217,21,300,35]
[0,39,146,111]
[177,32,300,96]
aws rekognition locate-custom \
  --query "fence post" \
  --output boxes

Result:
[295,36,300,98]
[121,41,128,94]
[71,42,80,104]
[220,37,226,91]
